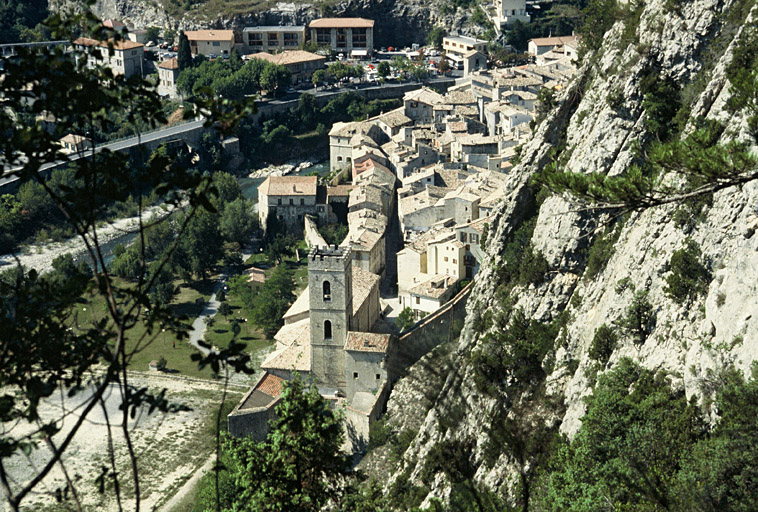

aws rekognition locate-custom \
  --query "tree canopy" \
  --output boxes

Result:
[196,376,351,511]
[0,4,256,508]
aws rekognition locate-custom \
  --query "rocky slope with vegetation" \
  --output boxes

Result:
[363,0,758,508]
[51,0,495,46]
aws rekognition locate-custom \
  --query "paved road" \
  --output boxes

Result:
[0,118,205,188]
[186,279,224,355]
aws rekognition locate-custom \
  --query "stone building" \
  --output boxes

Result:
[157,58,180,98]
[309,246,354,390]
[185,30,235,57]
[257,175,329,234]
[245,50,326,85]
[496,0,530,26]
[73,37,144,78]
[527,35,580,56]
[309,18,375,58]
[345,332,391,401]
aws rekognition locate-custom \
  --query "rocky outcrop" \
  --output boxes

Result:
[52,0,489,46]
[370,0,758,506]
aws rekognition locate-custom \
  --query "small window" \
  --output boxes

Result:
[300,198,305,205]
[353,372,359,379]
[415,297,420,305]
[337,156,343,162]
[277,198,282,205]
[376,374,381,380]
[444,257,448,262]
[323,281,331,301]
[289,198,294,205]
[453,259,457,264]
[324,320,332,339]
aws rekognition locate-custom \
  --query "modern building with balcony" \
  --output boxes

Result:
[308,18,374,58]
[243,26,306,54]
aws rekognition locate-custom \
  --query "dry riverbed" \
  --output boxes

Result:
[0,203,175,275]
[2,371,246,512]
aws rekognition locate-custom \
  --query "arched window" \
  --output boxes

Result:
[323,280,331,301]
[324,320,332,339]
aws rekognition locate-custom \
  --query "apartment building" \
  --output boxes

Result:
[73,37,144,78]
[309,18,374,57]
[243,26,306,53]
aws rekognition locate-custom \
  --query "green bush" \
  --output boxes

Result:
[619,290,654,343]
[589,324,618,365]
[615,276,633,294]
[664,238,711,304]
[585,224,622,279]
[368,417,393,450]
[518,247,550,285]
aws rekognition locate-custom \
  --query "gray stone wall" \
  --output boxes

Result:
[387,283,471,378]
[227,389,280,441]
[345,350,387,401]
[309,247,353,389]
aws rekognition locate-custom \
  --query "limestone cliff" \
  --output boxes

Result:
[370,0,758,506]
[51,0,492,46]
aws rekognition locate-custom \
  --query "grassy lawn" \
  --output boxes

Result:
[74,277,220,379]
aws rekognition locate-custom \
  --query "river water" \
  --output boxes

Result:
[0,161,331,273]
[239,161,330,202]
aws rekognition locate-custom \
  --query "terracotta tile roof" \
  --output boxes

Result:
[327,185,355,197]
[73,37,143,50]
[444,90,476,105]
[258,175,317,196]
[159,58,179,70]
[309,18,374,28]
[60,134,89,145]
[458,215,490,234]
[378,108,413,128]
[283,287,310,322]
[404,87,445,105]
[409,275,458,299]
[243,26,306,32]
[351,266,380,316]
[273,318,310,346]
[255,372,285,398]
[266,344,310,371]
[347,209,388,233]
[102,19,127,29]
[246,50,326,66]
[342,227,382,252]
[528,35,580,48]
[185,30,234,42]
[345,332,391,352]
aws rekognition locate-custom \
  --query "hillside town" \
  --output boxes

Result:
[227,31,578,444]
[4,7,580,446]
[6,0,758,508]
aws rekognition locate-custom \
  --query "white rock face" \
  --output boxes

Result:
[377,0,758,505]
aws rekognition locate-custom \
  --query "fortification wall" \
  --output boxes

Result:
[387,283,471,378]
[304,215,328,248]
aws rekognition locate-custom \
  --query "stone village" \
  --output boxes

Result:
[1,3,579,451]
[226,33,578,448]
